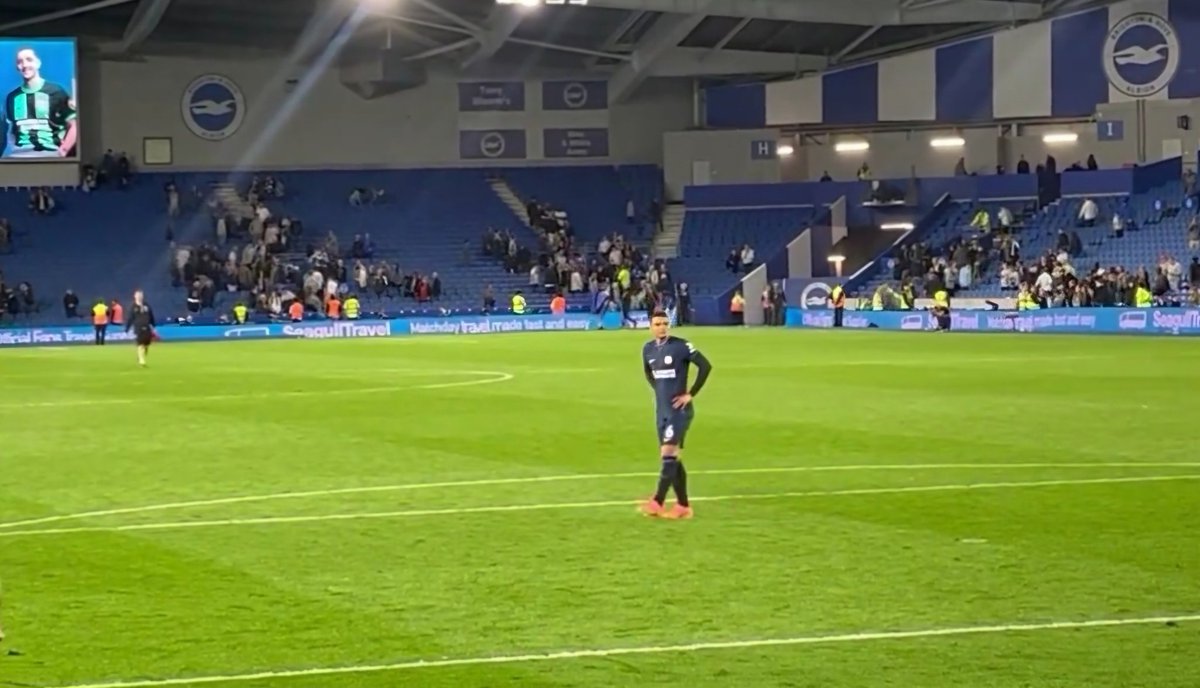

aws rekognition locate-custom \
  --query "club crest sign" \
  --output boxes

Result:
[1104,13,1180,98]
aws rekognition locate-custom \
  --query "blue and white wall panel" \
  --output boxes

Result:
[750,0,1200,128]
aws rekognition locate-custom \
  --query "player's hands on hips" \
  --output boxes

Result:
[672,393,693,409]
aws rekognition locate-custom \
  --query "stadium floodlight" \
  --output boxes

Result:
[834,141,869,153]
[1042,132,1079,144]
[930,136,965,149]
[880,222,915,230]
[777,144,795,157]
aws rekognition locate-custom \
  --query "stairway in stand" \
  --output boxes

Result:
[652,203,685,260]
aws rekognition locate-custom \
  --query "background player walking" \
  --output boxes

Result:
[124,290,156,367]
[640,310,713,519]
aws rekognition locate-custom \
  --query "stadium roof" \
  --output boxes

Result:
[0,0,1117,91]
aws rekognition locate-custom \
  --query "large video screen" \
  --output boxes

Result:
[0,38,77,161]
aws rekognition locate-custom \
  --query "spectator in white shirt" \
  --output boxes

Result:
[1079,198,1098,227]
[1165,255,1183,291]
[626,199,635,224]
[1000,263,1019,289]
[740,244,755,272]
[997,206,1013,229]
[1035,270,1054,303]
[1111,212,1125,237]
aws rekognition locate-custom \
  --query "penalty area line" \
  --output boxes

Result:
[2,474,1197,538]
[1,462,1196,531]
[51,613,1200,688]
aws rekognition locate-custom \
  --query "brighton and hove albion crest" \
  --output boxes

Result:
[1104,13,1180,98]
[181,74,245,140]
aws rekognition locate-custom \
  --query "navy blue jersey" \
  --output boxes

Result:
[642,335,709,413]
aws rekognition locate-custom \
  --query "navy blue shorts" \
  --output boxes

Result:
[657,407,694,448]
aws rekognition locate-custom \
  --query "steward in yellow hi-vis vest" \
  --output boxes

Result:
[931,289,950,332]
[512,291,527,315]
[232,303,248,324]
[829,284,845,328]
[92,301,108,346]
[1135,284,1152,308]
[343,295,360,320]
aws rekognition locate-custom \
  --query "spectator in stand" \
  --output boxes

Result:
[626,198,635,225]
[430,272,442,301]
[1191,257,1200,287]
[30,188,54,214]
[819,170,832,182]
[1078,198,1098,227]
[1163,254,1183,292]
[1016,155,1030,174]
[1086,154,1099,171]
[63,289,79,319]
[740,244,756,273]
[166,182,180,218]
[1188,216,1200,250]
[953,158,967,176]
[997,206,1013,230]
[856,163,871,181]
[0,219,9,254]
[1111,211,1125,238]
[482,284,495,312]
[80,165,97,193]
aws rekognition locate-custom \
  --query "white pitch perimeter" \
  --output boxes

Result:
[0,370,515,409]
[50,613,1200,688]
[2,474,1196,539]
[2,462,1197,531]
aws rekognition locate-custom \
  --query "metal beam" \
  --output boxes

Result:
[579,0,1039,25]
[288,0,357,66]
[407,0,483,36]
[461,6,524,68]
[0,0,137,33]
[610,12,707,104]
[653,47,825,77]
[832,24,880,62]
[118,0,173,52]
[585,10,647,69]
[407,37,478,62]
[711,16,752,52]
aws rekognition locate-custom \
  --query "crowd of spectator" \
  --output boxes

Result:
[0,270,37,322]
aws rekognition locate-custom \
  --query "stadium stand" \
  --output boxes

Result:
[854,181,1200,303]
[671,207,815,297]
[0,163,691,325]
[500,164,663,245]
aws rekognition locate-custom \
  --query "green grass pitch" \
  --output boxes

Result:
[0,329,1198,687]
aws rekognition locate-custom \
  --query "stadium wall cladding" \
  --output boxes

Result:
[68,59,694,171]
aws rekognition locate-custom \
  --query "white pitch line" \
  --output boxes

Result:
[50,613,1200,688]
[3,462,1196,531]
[3,474,1196,539]
[0,370,514,409]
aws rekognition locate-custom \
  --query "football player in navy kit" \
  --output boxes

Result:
[640,310,713,519]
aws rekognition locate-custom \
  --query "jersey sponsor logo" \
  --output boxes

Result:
[1104,13,1179,98]
[182,74,245,141]
[652,369,677,380]
[663,355,673,365]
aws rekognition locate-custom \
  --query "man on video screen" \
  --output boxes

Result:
[2,47,76,159]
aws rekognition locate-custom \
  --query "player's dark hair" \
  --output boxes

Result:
[651,310,669,320]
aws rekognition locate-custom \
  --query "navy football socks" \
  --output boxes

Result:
[655,458,678,504]
[673,461,689,507]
